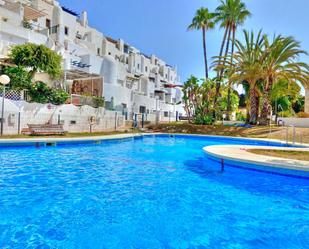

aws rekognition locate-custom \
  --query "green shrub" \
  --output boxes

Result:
[236,111,246,121]
[3,66,31,90]
[277,110,293,117]
[50,88,69,105]
[28,82,52,104]
[92,96,105,108]
[194,113,213,125]
[28,81,68,105]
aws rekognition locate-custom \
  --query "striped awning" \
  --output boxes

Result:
[23,5,47,20]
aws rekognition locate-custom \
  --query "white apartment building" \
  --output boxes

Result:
[0,0,184,121]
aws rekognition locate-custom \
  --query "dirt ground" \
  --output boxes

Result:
[249,149,309,161]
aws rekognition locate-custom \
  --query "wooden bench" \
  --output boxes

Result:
[26,124,67,136]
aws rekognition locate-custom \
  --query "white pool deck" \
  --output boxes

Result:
[0,133,142,145]
[204,145,309,172]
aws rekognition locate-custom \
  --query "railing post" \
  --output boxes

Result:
[141,113,144,128]
[293,125,296,145]
[285,126,289,145]
[18,112,21,135]
[115,112,118,131]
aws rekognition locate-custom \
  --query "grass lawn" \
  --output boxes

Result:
[248,149,309,161]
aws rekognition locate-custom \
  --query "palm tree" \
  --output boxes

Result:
[259,35,309,125]
[188,8,216,79]
[213,0,251,117]
[222,30,265,124]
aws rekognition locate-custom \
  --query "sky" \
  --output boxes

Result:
[60,0,309,83]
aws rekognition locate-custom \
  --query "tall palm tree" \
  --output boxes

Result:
[259,35,309,125]
[222,30,265,124]
[188,8,216,79]
[214,0,251,116]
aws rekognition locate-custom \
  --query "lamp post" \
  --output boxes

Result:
[0,74,10,135]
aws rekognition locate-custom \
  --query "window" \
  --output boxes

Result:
[46,18,51,28]
[64,26,69,35]
[139,106,146,114]
[137,64,140,69]
[164,111,169,117]
[124,45,129,54]
[97,48,100,56]
[145,66,148,72]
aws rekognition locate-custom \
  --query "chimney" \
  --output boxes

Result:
[81,11,88,27]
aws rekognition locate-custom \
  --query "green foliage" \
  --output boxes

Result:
[188,7,216,31]
[22,19,32,30]
[194,113,213,125]
[28,82,68,105]
[293,96,304,113]
[270,79,300,102]
[50,88,69,105]
[236,111,246,121]
[92,96,105,108]
[277,110,294,118]
[220,86,239,112]
[9,43,62,79]
[3,66,31,90]
[28,82,52,103]
[182,76,217,125]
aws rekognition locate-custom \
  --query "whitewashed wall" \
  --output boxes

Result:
[277,117,309,127]
[0,99,125,135]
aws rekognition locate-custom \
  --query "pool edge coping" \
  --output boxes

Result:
[0,132,308,147]
[203,145,309,173]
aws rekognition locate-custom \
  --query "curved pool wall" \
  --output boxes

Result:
[206,153,309,179]
[0,134,308,248]
[0,133,294,149]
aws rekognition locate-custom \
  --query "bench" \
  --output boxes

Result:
[26,124,67,136]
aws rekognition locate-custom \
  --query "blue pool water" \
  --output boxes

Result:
[0,135,308,249]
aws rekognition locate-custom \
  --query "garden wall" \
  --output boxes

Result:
[0,99,125,135]
[277,117,309,128]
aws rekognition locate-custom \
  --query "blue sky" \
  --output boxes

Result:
[60,0,309,82]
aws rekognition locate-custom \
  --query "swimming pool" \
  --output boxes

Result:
[0,135,308,248]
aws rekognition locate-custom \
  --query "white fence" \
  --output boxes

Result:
[0,98,125,135]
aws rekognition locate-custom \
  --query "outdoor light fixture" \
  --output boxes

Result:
[0,74,10,135]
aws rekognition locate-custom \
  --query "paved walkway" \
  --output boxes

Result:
[204,145,309,172]
[0,133,141,146]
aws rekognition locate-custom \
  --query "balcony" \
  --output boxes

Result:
[0,20,48,44]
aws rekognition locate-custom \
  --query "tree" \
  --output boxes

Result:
[219,30,265,124]
[182,76,200,123]
[9,43,62,79]
[214,0,251,118]
[3,66,31,90]
[182,76,217,125]
[220,85,239,114]
[259,35,309,125]
[188,8,216,79]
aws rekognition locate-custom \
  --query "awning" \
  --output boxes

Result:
[64,69,101,80]
[23,5,47,20]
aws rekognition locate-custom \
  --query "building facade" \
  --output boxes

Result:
[0,0,184,121]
